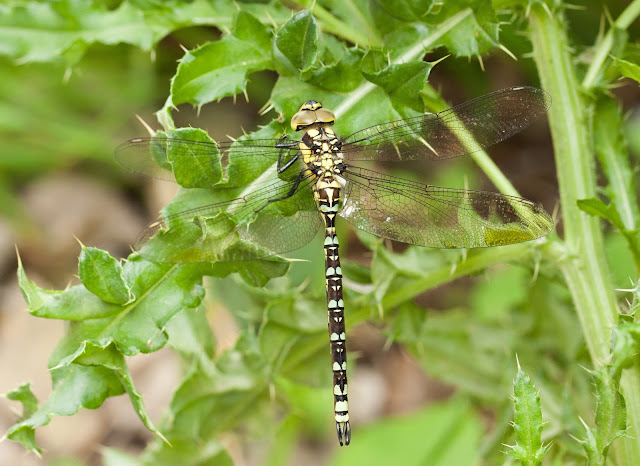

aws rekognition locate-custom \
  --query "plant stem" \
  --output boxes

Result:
[528,4,640,462]
[529,1,616,365]
[582,0,640,89]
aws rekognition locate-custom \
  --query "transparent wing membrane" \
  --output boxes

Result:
[340,86,551,162]
[134,173,321,263]
[340,167,553,248]
[114,137,299,181]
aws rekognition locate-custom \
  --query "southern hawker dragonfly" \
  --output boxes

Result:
[115,86,553,446]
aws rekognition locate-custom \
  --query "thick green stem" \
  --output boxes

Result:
[529,2,616,364]
[529,4,640,462]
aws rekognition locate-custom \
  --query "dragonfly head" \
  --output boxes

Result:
[291,100,336,131]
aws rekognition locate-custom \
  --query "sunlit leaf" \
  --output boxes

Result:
[613,56,640,85]
[0,0,153,64]
[4,343,162,452]
[78,246,133,305]
[371,0,435,21]
[362,60,435,117]
[1,384,40,453]
[577,198,625,232]
[170,11,273,108]
[427,1,499,57]
[274,10,319,75]
[580,368,628,463]
[508,364,547,464]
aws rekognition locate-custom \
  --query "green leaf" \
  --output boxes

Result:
[610,319,640,379]
[371,245,454,304]
[1,383,40,453]
[274,10,319,75]
[508,363,547,465]
[362,60,435,117]
[428,1,499,57]
[170,11,273,108]
[166,128,223,188]
[165,307,216,360]
[318,0,382,46]
[59,257,207,356]
[78,246,133,305]
[577,198,625,232]
[266,415,303,466]
[592,96,640,272]
[138,204,295,267]
[470,266,528,321]
[580,368,628,463]
[0,0,154,64]
[12,233,288,451]
[141,436,234,466]
[391,303,512,401]
[4,343,162,452]
[371,0,435,21]
[306,47,364,92]
[577,198,640,273]
[19,254,207,347]
[275,378,332,439]
[263,295,326,334]
[222,121,288,188]
[332,399,482,466]
[613,56,640,84]
[161,333,269,440]
[18,256,123,321]
[4,383,38,418]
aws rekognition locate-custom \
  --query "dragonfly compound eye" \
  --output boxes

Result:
[315,108,335,125]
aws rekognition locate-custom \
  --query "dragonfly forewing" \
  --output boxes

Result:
[340,86,551,162]
[114,136,300,185]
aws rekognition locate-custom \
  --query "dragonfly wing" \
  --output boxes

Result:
[340,167,553,248]
[114,137,178,181]
[340,87,551,162]
[137,173,322,262]
[114,137,299,180]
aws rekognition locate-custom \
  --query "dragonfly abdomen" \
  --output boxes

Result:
[315,176,351,446]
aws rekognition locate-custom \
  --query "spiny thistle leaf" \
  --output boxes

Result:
[508,362,548,465]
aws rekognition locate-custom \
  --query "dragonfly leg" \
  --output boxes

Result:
[254,169,307,213]
[275,136,300,174]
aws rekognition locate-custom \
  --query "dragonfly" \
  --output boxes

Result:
[115,86,553,446]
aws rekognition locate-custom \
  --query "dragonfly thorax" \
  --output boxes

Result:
[299,125,344,178]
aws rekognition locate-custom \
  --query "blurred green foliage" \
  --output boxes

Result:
[2,0,640,465]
